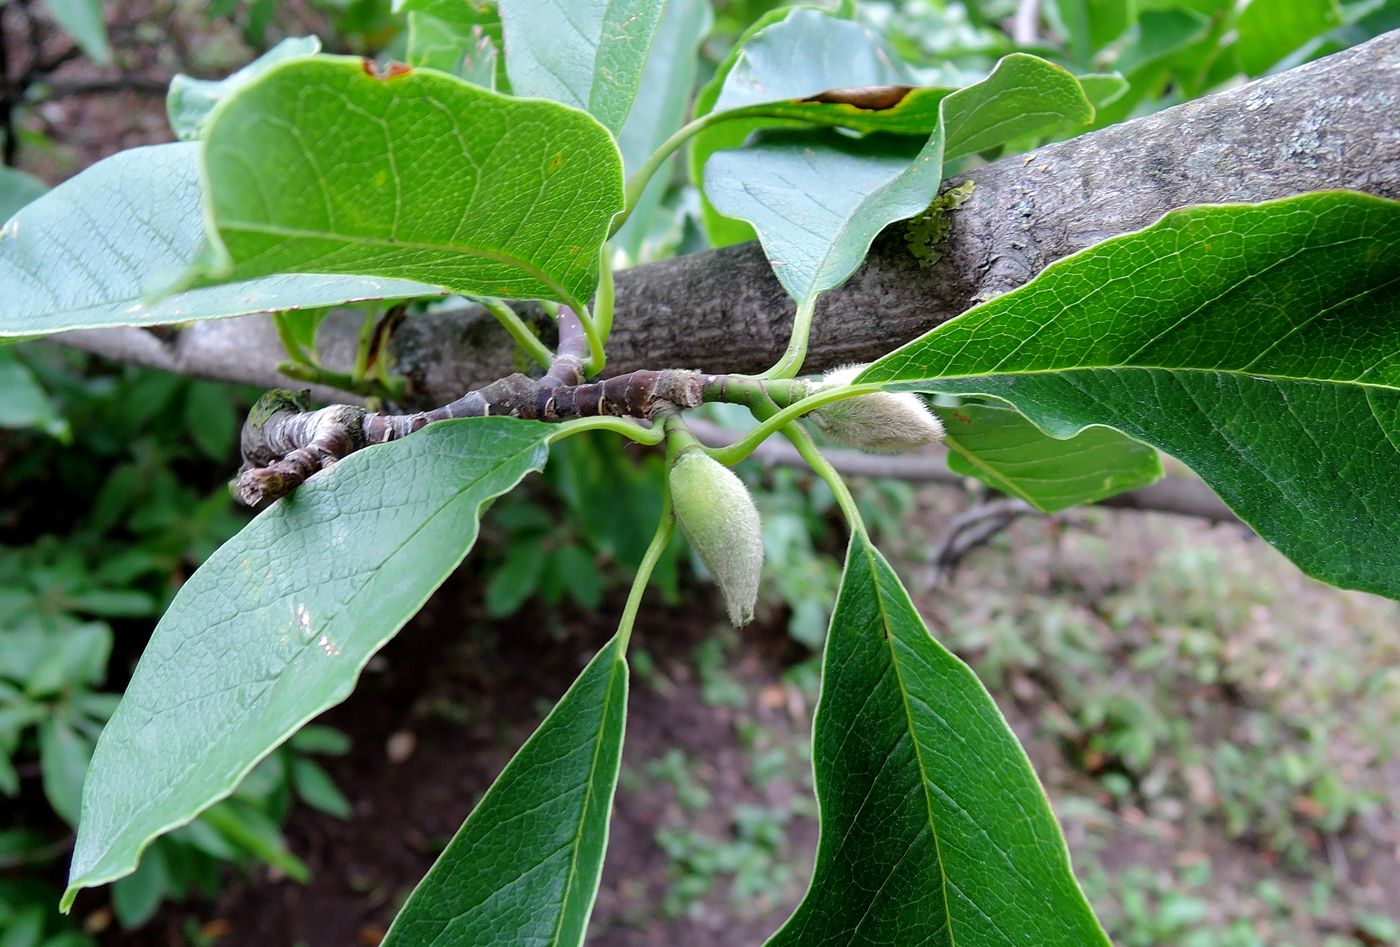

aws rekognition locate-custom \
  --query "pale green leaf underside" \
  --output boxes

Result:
[0,143,441,339]
[767,533,1108,946]
[862,192,1400,599]
[64,419,553,905]
[498,0,665,133]
[705,53,1090,303]
[612,0,713,259]
[940,403,1162,513]
[200,56,624,310]
[383,637,627,947]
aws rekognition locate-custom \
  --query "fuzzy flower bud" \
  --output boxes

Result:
[668,450,764,626]
[808,364,945,454]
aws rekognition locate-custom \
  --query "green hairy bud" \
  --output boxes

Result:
[809,364,945,454]
[668,450,764,627]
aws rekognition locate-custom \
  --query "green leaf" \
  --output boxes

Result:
[382,636,627,947]
[182,383,237,461]
[199,799,309,883]
[861,191,1400,599]
[484,541,546,617]
[768,533,1108,946]
[612,0,713,260]
[0,166,46,223]
[396,0,506,88]
[39,718,92,827]
[689,7,911,248]
[0,350,67,439]
[64,418,552,905]
[167,36,321,140]
[498,0,666,132]
[40,0,110,63]
[1236,0,1343,75]
[290,758,352,819]
[1048,0,1137,66]
[198,57,624,312]
[111,847,169,930]
[939,403,1162,513]
[0,143,441,339]
[705,54,1090,304]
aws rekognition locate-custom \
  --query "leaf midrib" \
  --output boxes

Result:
[546,652,624,947]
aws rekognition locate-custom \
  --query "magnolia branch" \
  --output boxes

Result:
[58,33,1399,405]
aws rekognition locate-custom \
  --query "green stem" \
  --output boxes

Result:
[550,415,665,446]
[594,242,616,343]
[706,381,884,466]
[272,312,316,367]
[611,112,725,236]
[757,297,817,380]
[782,422,868,538]
[615,494,674,653]
[574,303,607,376]
[351,310,376,383]
[477,297,554,370]
[275,360,405,401]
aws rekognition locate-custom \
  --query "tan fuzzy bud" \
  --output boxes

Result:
[809,364,945,454]
[668,451,764,626]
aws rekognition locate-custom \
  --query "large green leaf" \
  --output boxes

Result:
[63,419,553,906]
[0,166,46,222]
[167,36,322,140]
[861,192,1400,599]
[767,533,1108,946]
[612,0,713,260]
[498,0,666,133]
[198,56,623,311]
[939,403,1162,513]
[704,54,1090,304]
[0,143,440,339]
[382,636,627,947]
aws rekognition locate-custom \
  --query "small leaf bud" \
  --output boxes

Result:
[668,450,764,626]
[809,364,945,454]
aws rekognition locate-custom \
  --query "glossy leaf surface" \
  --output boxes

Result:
[383,636,627,947]
[0,143,439,339]
[499,0,665,132]
[199,57,624,311]
[862,192,1400,599]
[65,419,553,904]
[940,403,1161,513]
[767,533,1108,946]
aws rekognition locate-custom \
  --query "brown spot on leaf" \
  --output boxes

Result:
[361,58,413,80]
[548,152,564,172]
[801,84,916,110]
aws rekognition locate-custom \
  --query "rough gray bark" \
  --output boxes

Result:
[59,31,1400,405]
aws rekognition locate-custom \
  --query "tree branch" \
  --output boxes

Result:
[57,33,1399,407]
